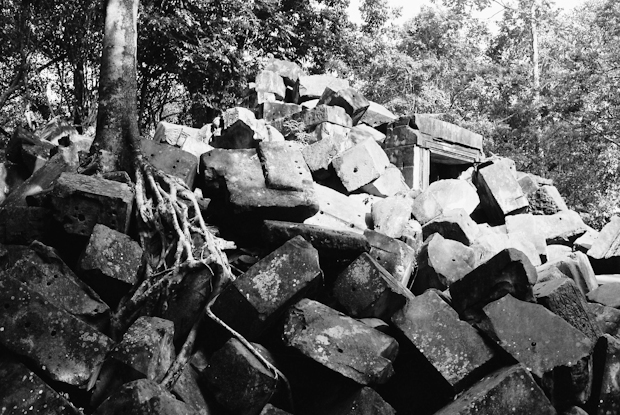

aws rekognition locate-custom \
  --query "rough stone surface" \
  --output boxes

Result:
[371,193,413,239]
[350,123,386,144]
[586,283,620,308]
[332,138,390,192]
[538,251,598,296]
[361,164,409,197]
[587,302,620,338]
[283,298,399,385]
[422,208,480,246]
[596,334,620,415]
[411,179,480,225]
[153,121,212,159]
[318,87,370,125]
[260,102,304,122]
[587,216,620,273]
[211,235,322,340]
[255,70,287,99]
[359,101,397,127]
[365,230,416,287]
[392,290,496,392]
[304,183,369,233]
[505,213,548,259]
[535,210,589,245]
[141,138,199,188]
[412,114,483,150]
[474,161,529,224]
[258,141,313,191]
[325,387,396,415]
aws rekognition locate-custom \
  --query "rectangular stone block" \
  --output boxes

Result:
[255,70,286,99]
[359,101,397,127]
[350,123,385,144]
[422,208,480,246]
[537,251,598,296]
[258,141,313,191]
[361,164,409,197]
[587,215,620,273]
[333,139,390,192]
[365,230,416,287]
[259,101,303,122]
[0,205,54,245]
[298,75,349,100]
[141,138,198,188]
[596,334,620,415]
[474,161,529,224]
[411,114,483,150]
[153,121,212,159]
[304,183,369,233]
[318,87,370,125]
[210,235,322,340]
[535,210,588,245]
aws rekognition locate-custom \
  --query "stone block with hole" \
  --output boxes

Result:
[365,230,416,287]
[258,141,313,191]
[333,252,412,321]
[78,223,144,309]
[303,183,369,233]
[332,138,390,192]
[202,338,278,415]
[141,138,198,188]
[392,290,496,392]
[283,298,399,385]
[0,273,114,387]
[44,172,134,236]
[3,241,110,331]
[210,235,322,340]
[318,86,370,125]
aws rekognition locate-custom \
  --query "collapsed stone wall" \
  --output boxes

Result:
[0,58,619,415]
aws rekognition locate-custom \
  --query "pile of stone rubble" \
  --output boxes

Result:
[0,58,619,415]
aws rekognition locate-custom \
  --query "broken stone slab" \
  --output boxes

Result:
[473,160,529,224]
[211,235,322,340]
[217,107,261,149]
[298,75,349,101]
[0,274,114,387]
[371,193,413,239]
[450,248,537,320]
[517,173,540,196]
[255,70,287,99]
[471,224,542,267]
[0,354,82,415]
[534,277,601,344]
[202,338,278,415]
[586,283,620,308]
[172,364,213,415]
[359,101,397,127]
[547,244,574,262]
[259,101,304,123]
[574,228,599,253]
[301,104,353,130]
[153,121,213,159]
[303,183,369,233]
[261,220,370,259]
[264,58,304,85]
[21,135,56,175]
[94,379,198,415]
[587,216,620,274]
[482,294,594,405]
[422,208,480,246]
[537,251,598,296]
[302,133,342,177]
[361,164,409,197]
[392,290,496,392]
[528,185,569,215]
[258,141,313,191]
[411,114,483,150]
[318,87,370,125]
[141,138,199,188]
[595,334,620,415]
[4,241,110,331]
[587,302,620,338]
[283,298,399,385]
[505,213,548,260]
[535,210,588,245]
[333,252,412,321]
[332,134,390,192]
[325,387,395,415]
[365,230,416,287]
[78,223,143,308]
[312,121,351,149]
[350,123,386,144]
[433,364,556,415]
[412,233,475,294]
[43,172,134,236]
[411,179,480,225]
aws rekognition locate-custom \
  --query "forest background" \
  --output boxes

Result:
[1,0,619,228]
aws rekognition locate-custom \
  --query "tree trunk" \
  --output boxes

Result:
[92,0,140,174]
[530,1,540,106]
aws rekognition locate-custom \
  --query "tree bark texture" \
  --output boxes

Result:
[93,0,140,174]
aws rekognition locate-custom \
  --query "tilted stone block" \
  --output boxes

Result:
[359,101,397,127]
[326,387,395,415]
[392,290,496,392]
[255,70,286,99]
[264,58,304,85]
[433,364,556,415]
[211,236,322,340]
[283,298,399,385]
[422,208,480,246]
[259,101,303,122]
[332,138,390,192]
[587,302,620,338]
[298,75,349,100]
[587,282,620,308]
[302,104,352,129]
[528,184,569,215]
[318,87,370,125]
[535,210,588,245]
[203,338,278,415]
[304,183,369,233]
[538,251,598,296]
[365,230,416,287]
[141,138,199,188]
[411,179,480,225]
[371,193,413,239]
[0,274,114,387]
[153,121,213,159]
[505,213,548,260]
[350,123,386,144]
[361,164,409,197]
[411,114,483,150]
[587,216,620,274]
[258,141,313,191]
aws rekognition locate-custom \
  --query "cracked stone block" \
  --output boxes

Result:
[361,164,409,197]
[0,274,114,387]
[141,138,199,188]
[304,183,369,233]
[350,123,386,144]
[411,179,480,225]
[535,210,588,245]
[392,290,496,392]
[538,251,598,296]
[473,160,529,224]
[587,302,620,338]
[318,87,370,125]
[258,141,313,191]
[332,138,390,192]
[326,387,395,415]
[299,75,349,100]
[587,216,620,274]
[78,223,143,308]
[371,193,413,239]
[587,283,620,308]
[482,294,595,406]
[211,235,322,340]
[333,252,411,321]
[256,70,286,99]
[283,298,399,385]
[153,121,213,159]
[359,101,397,127]
[595,334,620,415]
[365,230,416,287]
[450,248,537,320]
[45,172,134,236]
[433,364,556,415]
[203,338,278,415]
[94,379,197,415]
[505,213,548,260]
[5,241,110,331]
[259,102,303,122]
[412,233,475,294]
[301,105,352,129]
[0,354,82,415]
[422,208,480,246]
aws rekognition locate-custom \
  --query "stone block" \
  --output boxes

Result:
[332,139,390,192]
[595,334,620,415]
[411,114,483,150]
[365,230,416,287]
[359,101,397,127]
[450,248,537,320]
[574,228,599,253]
[318,87,370,125]
[482,294,594,405]
[535,210,588,245]
[326,387,395,415]
[395,290,496,393]
[433,364,556,415]
[283,298,399,385]
[153,121,212,159]
[218,107,260,148]
[528,185,569,214]
[0,274,114,387]
[94,379,197,415]
[534,277,601,344]
[371,193,413,239]
[78,223,143,308]
[0,206,54,245]
[203,338,278,415]
[44,172,134,236]
[302,104,352,129]
[587,283,620,308]
[350,123,386,144]
[361,164,409,197]
[422,208,480,246]
[255,70,286,99]
[547,244,574,261]
[298,75,349,100]
[411,179,480,225]
[141,138,199,187]
[517,174,539,196]
[412,233,475,294]
[473,160,529,224]
[470,226,541,268]
[587,302,620,338]
[587,216,620,273]
[260,404,292,415]
[259,101,304,122]
[312,121,351,149]
[538,251,598,296]
[505,213,548,259]
[6,241,110,331]
[258,141,312,191]
[210,235,322,339]
[302,134,341,177]
[333,252,411,321]
[0,354,82,415]
[303,183,369,233]
[264,58,304,84]
[21,136,56,175]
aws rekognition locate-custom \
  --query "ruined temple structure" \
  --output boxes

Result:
[0,58,619,415]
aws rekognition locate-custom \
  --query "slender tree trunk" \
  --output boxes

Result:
[530,1,540,106]
[92,0,140,174]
